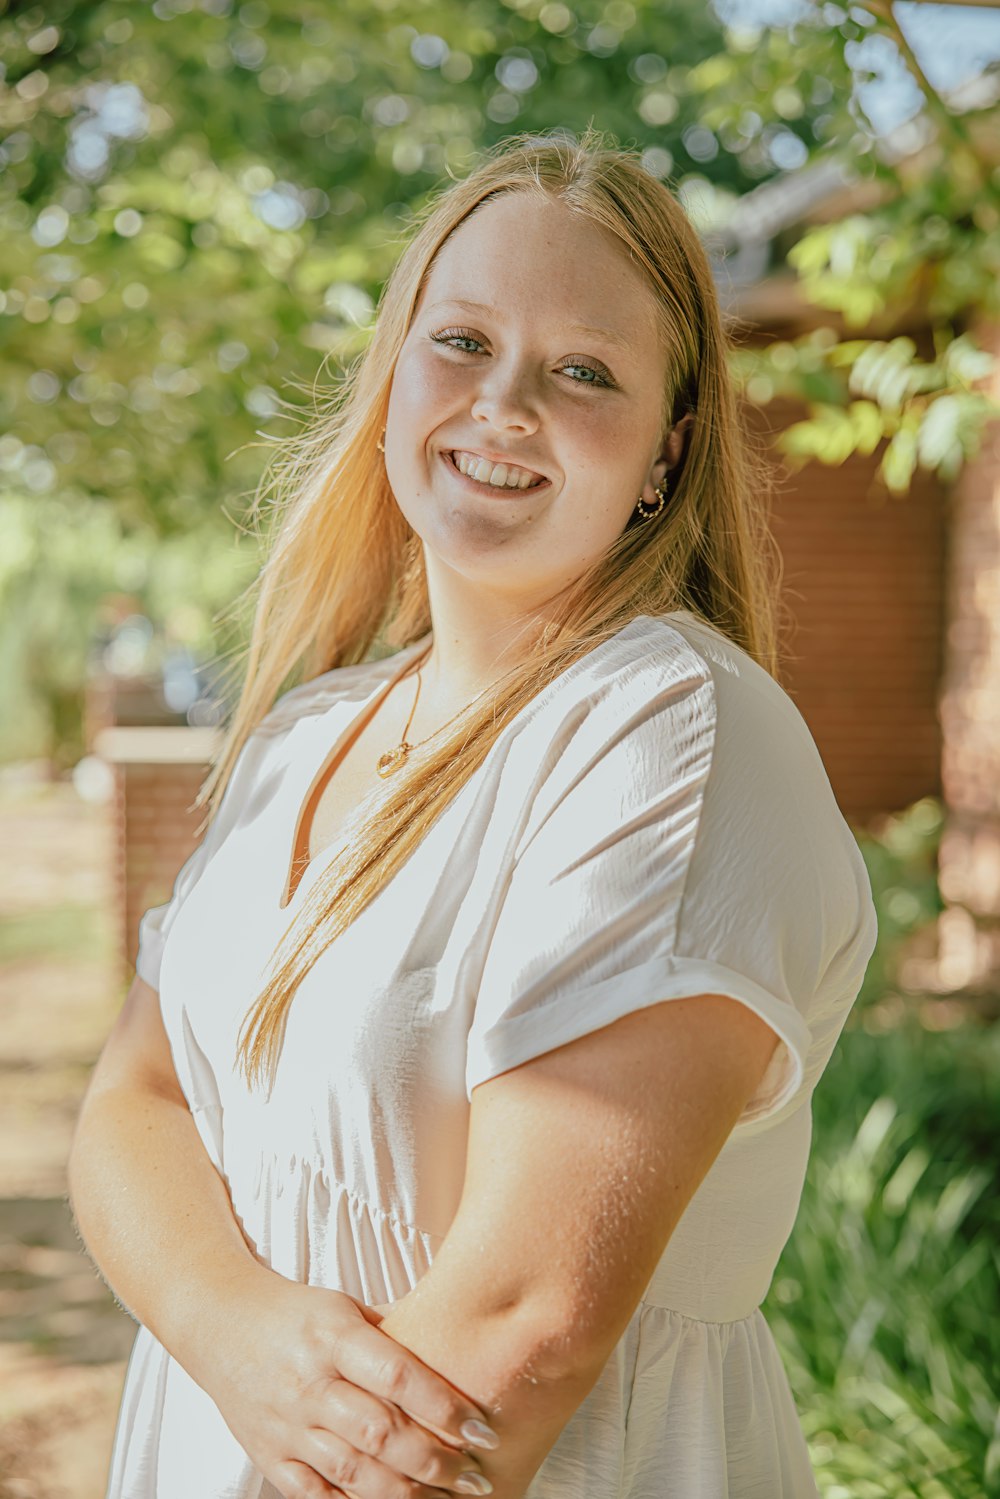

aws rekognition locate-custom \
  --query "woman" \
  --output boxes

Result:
[70,129,878,1499]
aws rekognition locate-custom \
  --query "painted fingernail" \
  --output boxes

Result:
[459,1418,500,1450]
[455,1474,494,1495]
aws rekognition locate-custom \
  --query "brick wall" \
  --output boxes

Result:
[95,728,219,981]
[747,394,947,827]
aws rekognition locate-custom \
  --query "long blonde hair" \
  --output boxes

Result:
[196,126,783,1088]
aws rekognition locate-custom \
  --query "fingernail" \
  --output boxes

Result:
[460,1418,500,1450]
[455,1474,494,1495]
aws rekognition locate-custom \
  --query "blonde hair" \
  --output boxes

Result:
[196,125,784,1088]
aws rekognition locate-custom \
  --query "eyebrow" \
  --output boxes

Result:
[424,299,635,354]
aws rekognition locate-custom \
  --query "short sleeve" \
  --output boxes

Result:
[132,651,422,990]
[135,836,216,992]
[134,720,274,991]
[464,642,860,1130]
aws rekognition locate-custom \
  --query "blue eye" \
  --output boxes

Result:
[428,329,614,389]
[430,330,485,355]
[437,333,482,354]
[562,364,603,385]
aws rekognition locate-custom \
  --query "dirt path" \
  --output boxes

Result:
[0,770,136,1498]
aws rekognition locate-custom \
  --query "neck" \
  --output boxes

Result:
[416,562,555,703]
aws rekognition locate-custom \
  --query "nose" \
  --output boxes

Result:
[468,357,540,434]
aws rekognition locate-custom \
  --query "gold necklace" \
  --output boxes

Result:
[375,644,486,778]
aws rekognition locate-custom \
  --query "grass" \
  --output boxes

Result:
[0,905,110,965]
[762,793,999,1498]
[767,1015,999,1498]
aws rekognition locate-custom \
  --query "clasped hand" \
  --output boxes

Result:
[197,1273,497,1499]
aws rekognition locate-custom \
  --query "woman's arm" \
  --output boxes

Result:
[68,974,499,1499]
[375,993,781,1499]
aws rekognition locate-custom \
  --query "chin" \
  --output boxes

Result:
[419,530,535,592]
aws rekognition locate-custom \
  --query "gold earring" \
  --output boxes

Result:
[635,474,669,521]
[376,428,385,453]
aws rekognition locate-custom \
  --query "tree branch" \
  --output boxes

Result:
[888,0,999,8]
[852,0,995,194]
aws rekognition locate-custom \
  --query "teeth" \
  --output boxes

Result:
[453,451,541,490]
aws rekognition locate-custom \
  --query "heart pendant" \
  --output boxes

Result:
[376,745,410,778]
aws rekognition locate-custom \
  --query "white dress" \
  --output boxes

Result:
[107,610,878,1498]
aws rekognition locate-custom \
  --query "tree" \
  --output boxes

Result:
[713,1,1000,495]
[1,0,998,759]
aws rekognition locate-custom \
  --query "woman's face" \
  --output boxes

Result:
[384,191,674,608]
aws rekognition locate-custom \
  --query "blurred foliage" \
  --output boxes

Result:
[763,795,998,1497]
[854,796,945,1011]
[723,2,1000,497]
[0,490,258,763]
[1,0,999,758]
[0,0,800,526]
[730,325,999,496]
[767,1010,1000,1498]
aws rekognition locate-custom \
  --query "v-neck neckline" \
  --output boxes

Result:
[277,634,433,911]
[273,611,696,914]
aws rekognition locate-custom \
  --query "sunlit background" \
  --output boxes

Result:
[1,3,999,1495]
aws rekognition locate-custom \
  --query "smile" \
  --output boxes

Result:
[444,449,548,493]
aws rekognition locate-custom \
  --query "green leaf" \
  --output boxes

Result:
[916,394,962,469]
[881,428,918,494]
[848,399,885,455]
[942,333,996,388]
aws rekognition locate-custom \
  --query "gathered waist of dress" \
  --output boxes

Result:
[640,1255,768,1324]
[227,1149,771,1325]
[637,1293,765,1328]
[227,1146,452,1243]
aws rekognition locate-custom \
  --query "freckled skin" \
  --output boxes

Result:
[383,191,676,613]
